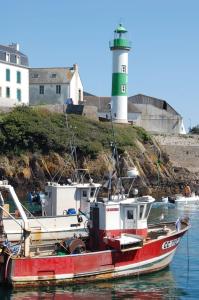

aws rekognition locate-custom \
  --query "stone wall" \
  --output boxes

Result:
[153,134,199,173]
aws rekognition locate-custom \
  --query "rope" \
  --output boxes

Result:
[19,203,73,253]
[186,229,190,286]
[4,252,14,280]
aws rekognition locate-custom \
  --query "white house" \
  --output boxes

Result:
[0,43,29,106]
[29,64,83,105]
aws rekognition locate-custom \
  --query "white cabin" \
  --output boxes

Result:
[90,195,155,251]
[44,181,101,216]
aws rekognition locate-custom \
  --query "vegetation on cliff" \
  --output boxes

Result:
[189,125,199,134]
[0,106,151,158]
[0,106,185,198]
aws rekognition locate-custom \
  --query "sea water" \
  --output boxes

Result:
[0,204,198,299]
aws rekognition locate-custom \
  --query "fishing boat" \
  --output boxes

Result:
[0,176,101,242]
[0,177,190,288]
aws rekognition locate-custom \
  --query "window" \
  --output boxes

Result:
[6,52,10,62]
[17,89,21,101]
[6,69,10,81]
[121,65,127,73]
[145,204,151,219]
[82,190,87,197]
[90,188,96,197]
[39,85,44,94]
[121,84,126,93]
[163,101,167,110]
[127,210,134,220]
[6,87,10,98]
[56,85,61,94]
[32,74,39,78]
[16,71,21,84]
[51,73,57,78]
[139,205,144,219]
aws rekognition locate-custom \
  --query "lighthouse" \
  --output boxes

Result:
[109,24,131,123]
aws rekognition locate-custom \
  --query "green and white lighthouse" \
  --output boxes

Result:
[109,24,131,123]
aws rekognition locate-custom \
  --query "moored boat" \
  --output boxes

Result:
[0,186,190,288]
[161,192,199,207]
[0,177,101,242]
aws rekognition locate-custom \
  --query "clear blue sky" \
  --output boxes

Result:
[1,0,199,129]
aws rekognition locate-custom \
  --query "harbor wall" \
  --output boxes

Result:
[153,134,199,173]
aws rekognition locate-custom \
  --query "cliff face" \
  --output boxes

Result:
[154,134,199,173]
[0,107,198,200]
[1,136,197,200]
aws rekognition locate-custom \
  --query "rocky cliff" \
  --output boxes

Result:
[0,106,198,200]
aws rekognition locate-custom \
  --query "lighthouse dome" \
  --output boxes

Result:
[114,24,127,34]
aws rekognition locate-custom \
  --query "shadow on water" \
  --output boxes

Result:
[0,205,198,299]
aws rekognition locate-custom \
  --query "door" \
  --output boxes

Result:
[124,206,136,229]
[80,189,90,214]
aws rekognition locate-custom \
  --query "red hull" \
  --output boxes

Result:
[2,227,188,288]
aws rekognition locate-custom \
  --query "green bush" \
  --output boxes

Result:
[189,125,199,134]
[0,108,151,157]
[136,126,151,143]
[0,106,68,154]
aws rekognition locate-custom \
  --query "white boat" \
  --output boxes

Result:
[161,193,199,206]
[174,193,199,206]
[0,176,101,242]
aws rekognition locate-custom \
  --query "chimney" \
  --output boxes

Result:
[73,64,78,72]
[9,43,20,51]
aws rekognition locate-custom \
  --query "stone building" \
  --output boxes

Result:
[0,43,29,106]
[29,64,83,106]
[83,93,186,134]
[129,94,186,134]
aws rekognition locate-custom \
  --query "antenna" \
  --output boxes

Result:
[109,108,120,177]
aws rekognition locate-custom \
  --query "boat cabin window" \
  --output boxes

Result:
[82,190,87,197]
[139,205,145,219]
[127,210,134,220]
[90,188,95,197]
[145,203,152,218]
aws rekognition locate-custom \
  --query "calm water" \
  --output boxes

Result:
[0,204,198,300]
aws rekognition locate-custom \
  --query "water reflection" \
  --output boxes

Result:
[0,269,184,300]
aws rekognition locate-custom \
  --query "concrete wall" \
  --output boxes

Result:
[32,104,66,114]
[32,104,98,120]
[154,134,199,173]
[29,83,70,105]
[130,103,185,134]
[66,104,98,120]
[127,94,186,134]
